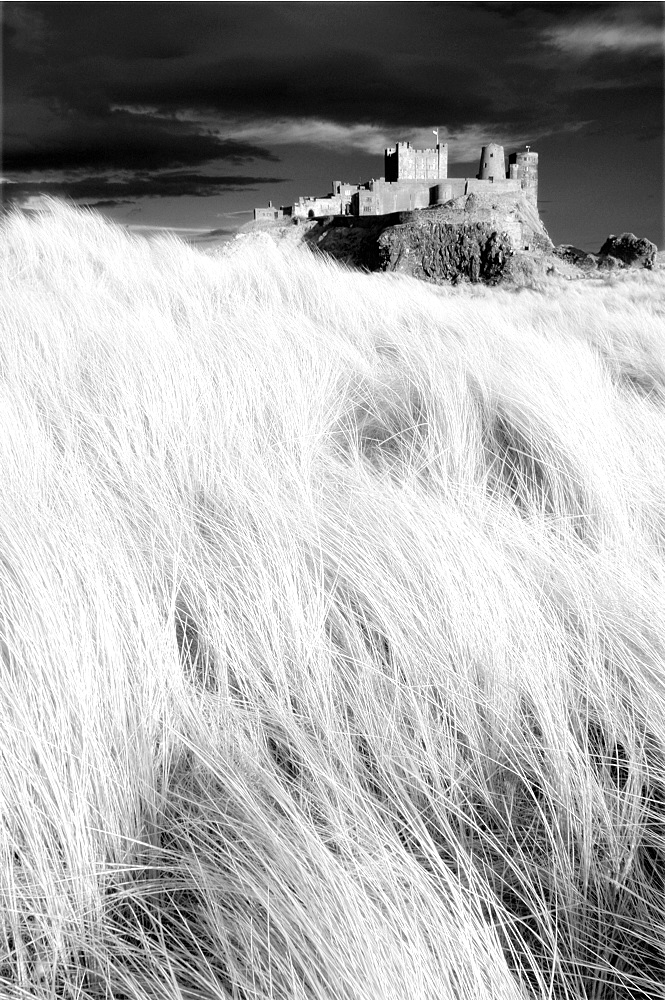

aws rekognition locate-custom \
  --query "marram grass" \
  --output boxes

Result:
[1,199,665,999]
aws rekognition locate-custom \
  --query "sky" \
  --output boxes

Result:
[2,1,663,250]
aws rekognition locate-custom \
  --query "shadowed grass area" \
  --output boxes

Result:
[1,200,665,999]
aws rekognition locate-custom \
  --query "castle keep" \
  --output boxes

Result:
[254,138,538,221]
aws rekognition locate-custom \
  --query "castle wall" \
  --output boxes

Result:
[465,178,521,196]
[254,139,540,222]
[433,179,467,202]
[356,175,525,216]
[358,180,437,215]
[293,195,344,218]
[254,206,279,221]
[332,182,358,212]
[364,181,424,214]
[254,205,292,221]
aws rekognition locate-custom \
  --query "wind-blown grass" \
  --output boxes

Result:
[1,199,665,999]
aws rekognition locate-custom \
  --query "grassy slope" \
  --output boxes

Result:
[1,201,665,1000]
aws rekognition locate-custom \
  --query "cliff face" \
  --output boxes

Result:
[299,191,554,285]
[378,221,513,284]
[240,204,658,287]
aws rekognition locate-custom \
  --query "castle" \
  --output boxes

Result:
[254,139,538,222]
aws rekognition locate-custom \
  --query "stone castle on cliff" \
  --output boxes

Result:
[254,139,538,221]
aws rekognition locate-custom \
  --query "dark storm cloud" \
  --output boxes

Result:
[3,172,288,209]
[119,52,496,130]
[7,1,660,144]
[4,108,279,173]
[4,2,498,134]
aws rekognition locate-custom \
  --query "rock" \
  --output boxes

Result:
[303,219,383,270]
[240,192,584,288]
[595,253,624,271]
[553,245,598,270]
[378,220,513,284]
[598,232,657,269]
[282,191,554,285]
[504,249,584,286]
[374,191,552,285]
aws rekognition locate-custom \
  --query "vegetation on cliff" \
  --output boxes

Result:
[2,201,665,1000]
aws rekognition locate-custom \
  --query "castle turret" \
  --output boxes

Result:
[477,143,506,181]
[509,148,538,205]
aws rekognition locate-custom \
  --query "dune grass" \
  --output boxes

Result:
[1,199,665,999]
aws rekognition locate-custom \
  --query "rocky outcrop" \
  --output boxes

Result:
[554,233,659,274]
[378,221,513,284]
[302,218,384,270]
[296,191,553,285]
[598,233,657,269]
[375,191,553,284]
[553,245,599,271]
[241,199,658,287]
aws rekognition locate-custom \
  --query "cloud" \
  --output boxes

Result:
[6,193,54,212]
[111,108,592,164]
[187,227,238,244]
[217,209,254,219]
[114,106,395,156]
[3,106,279,174]
[79,198,135,208]
[3,171,289,210]
[125,224,218,234]
[541,5,663,57]
[544,20,663,56]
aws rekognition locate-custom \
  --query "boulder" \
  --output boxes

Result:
[598,233,657,269]
[553,245,598,270]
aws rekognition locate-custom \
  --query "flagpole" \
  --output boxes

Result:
[433,128,441,178]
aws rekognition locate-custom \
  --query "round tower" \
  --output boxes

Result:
[477,143,506,181]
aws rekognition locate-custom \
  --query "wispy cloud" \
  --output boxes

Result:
[215,118,394,155]
[124,224,215,234]
[8,194,54,212]
[543,19,663,57]
[113,107,394,155]
[112,107,596,166]
[3,171,288,212]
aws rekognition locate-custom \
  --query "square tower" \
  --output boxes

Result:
[384,141,448,181]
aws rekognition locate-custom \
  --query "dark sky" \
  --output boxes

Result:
[3,1,663,249]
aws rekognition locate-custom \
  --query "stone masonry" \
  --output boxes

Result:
[253,136,539,221]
